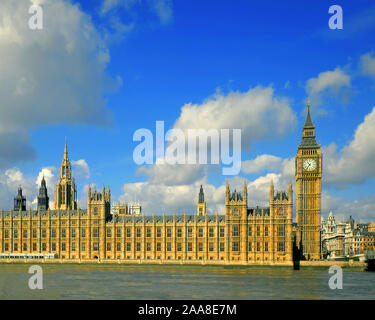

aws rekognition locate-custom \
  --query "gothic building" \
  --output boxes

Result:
[0,102,321,262]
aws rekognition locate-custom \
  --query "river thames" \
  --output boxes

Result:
[0,264,374,299]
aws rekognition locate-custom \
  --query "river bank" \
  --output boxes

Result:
[0,258,366,269]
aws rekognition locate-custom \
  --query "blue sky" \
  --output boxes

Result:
[1,0,375,222]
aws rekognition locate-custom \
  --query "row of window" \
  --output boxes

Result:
[2,225,286,240]
[105,227,226,239]
[3,228,89,239]
[2,241,286,253]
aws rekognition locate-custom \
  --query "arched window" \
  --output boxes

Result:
[94,207,99,215]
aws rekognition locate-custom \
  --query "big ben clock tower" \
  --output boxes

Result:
[295,101,322,260]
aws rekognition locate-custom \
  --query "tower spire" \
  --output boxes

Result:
[304,98,314,128]
[64,137,68,160]
[198,185,204,203]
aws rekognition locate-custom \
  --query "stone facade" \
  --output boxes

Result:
[321,212,346,258]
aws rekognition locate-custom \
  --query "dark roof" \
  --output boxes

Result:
[304,105,314,128]
[247,207,270,217]
[274,191,288,201]
[299,104,320,149]
[299,136,319,148]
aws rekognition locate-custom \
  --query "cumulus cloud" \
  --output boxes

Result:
[72,159,90,179]
[137,163,207,186]
[322,191,375,222]
[119,169,294,216]
[323,106,375,188]
[0,0,120,168]
[123,86,296,212]
[305,67,351,110]
[306,68,351,95]
[174,86,297,151]
[242,154,283,174]
[0,168,35,210]
[360,52,375,77]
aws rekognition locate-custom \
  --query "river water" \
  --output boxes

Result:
[0,264,373,299]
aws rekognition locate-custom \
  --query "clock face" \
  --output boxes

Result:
[303,158,316,171]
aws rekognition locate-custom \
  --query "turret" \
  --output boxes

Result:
[197,185,207,216]
[225,182,230,205]
[54,138,77,210]
[269,180,274,203]
[243,180,247,204]
[37,176,49,210]
[14,186,26,211]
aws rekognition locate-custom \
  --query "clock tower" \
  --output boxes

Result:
[295,101,322,260]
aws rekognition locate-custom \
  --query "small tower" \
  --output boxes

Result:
[14,186,26,211]
[54,138,77,210]
[37,176,49,210]
[197,185,206,216]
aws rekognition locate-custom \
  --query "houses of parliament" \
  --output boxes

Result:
[0,105,322,263]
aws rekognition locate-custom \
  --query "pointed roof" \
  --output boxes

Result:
[41,175,46,188]
[298,99,319,149]
[198,185,204,203]
[303,99,314,128]
[64,137,69,160]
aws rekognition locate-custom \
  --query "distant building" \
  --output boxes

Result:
[321,212,345,258]
[111,201,142,216]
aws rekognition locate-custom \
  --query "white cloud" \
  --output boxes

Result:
[137,163,207,186]
[72,159,90,179]
[360,52,375,77]
[242,154,283,174]
[0,168,35,210]
[120,179,210,214]
[305,67,351,111]
[123,86,296,212]
[323,106,375,188]
[306,68,351,95]
[0,0,120,168]
[35,167,55,187]
[322,191,375,222]
[174,86,297,151]
[118,171,294,216]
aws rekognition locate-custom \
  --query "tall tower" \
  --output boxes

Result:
[197,185,206,216]
[37,176,49,210]
[225,181,248,261]
[54,139,77,210]
[295,101,322,260]
[88,184,111,259]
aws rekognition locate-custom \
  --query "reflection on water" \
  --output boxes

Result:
[0,264,374,300]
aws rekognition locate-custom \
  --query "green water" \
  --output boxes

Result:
[0,264,373,299]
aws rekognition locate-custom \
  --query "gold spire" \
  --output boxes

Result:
[64,137,68,160]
